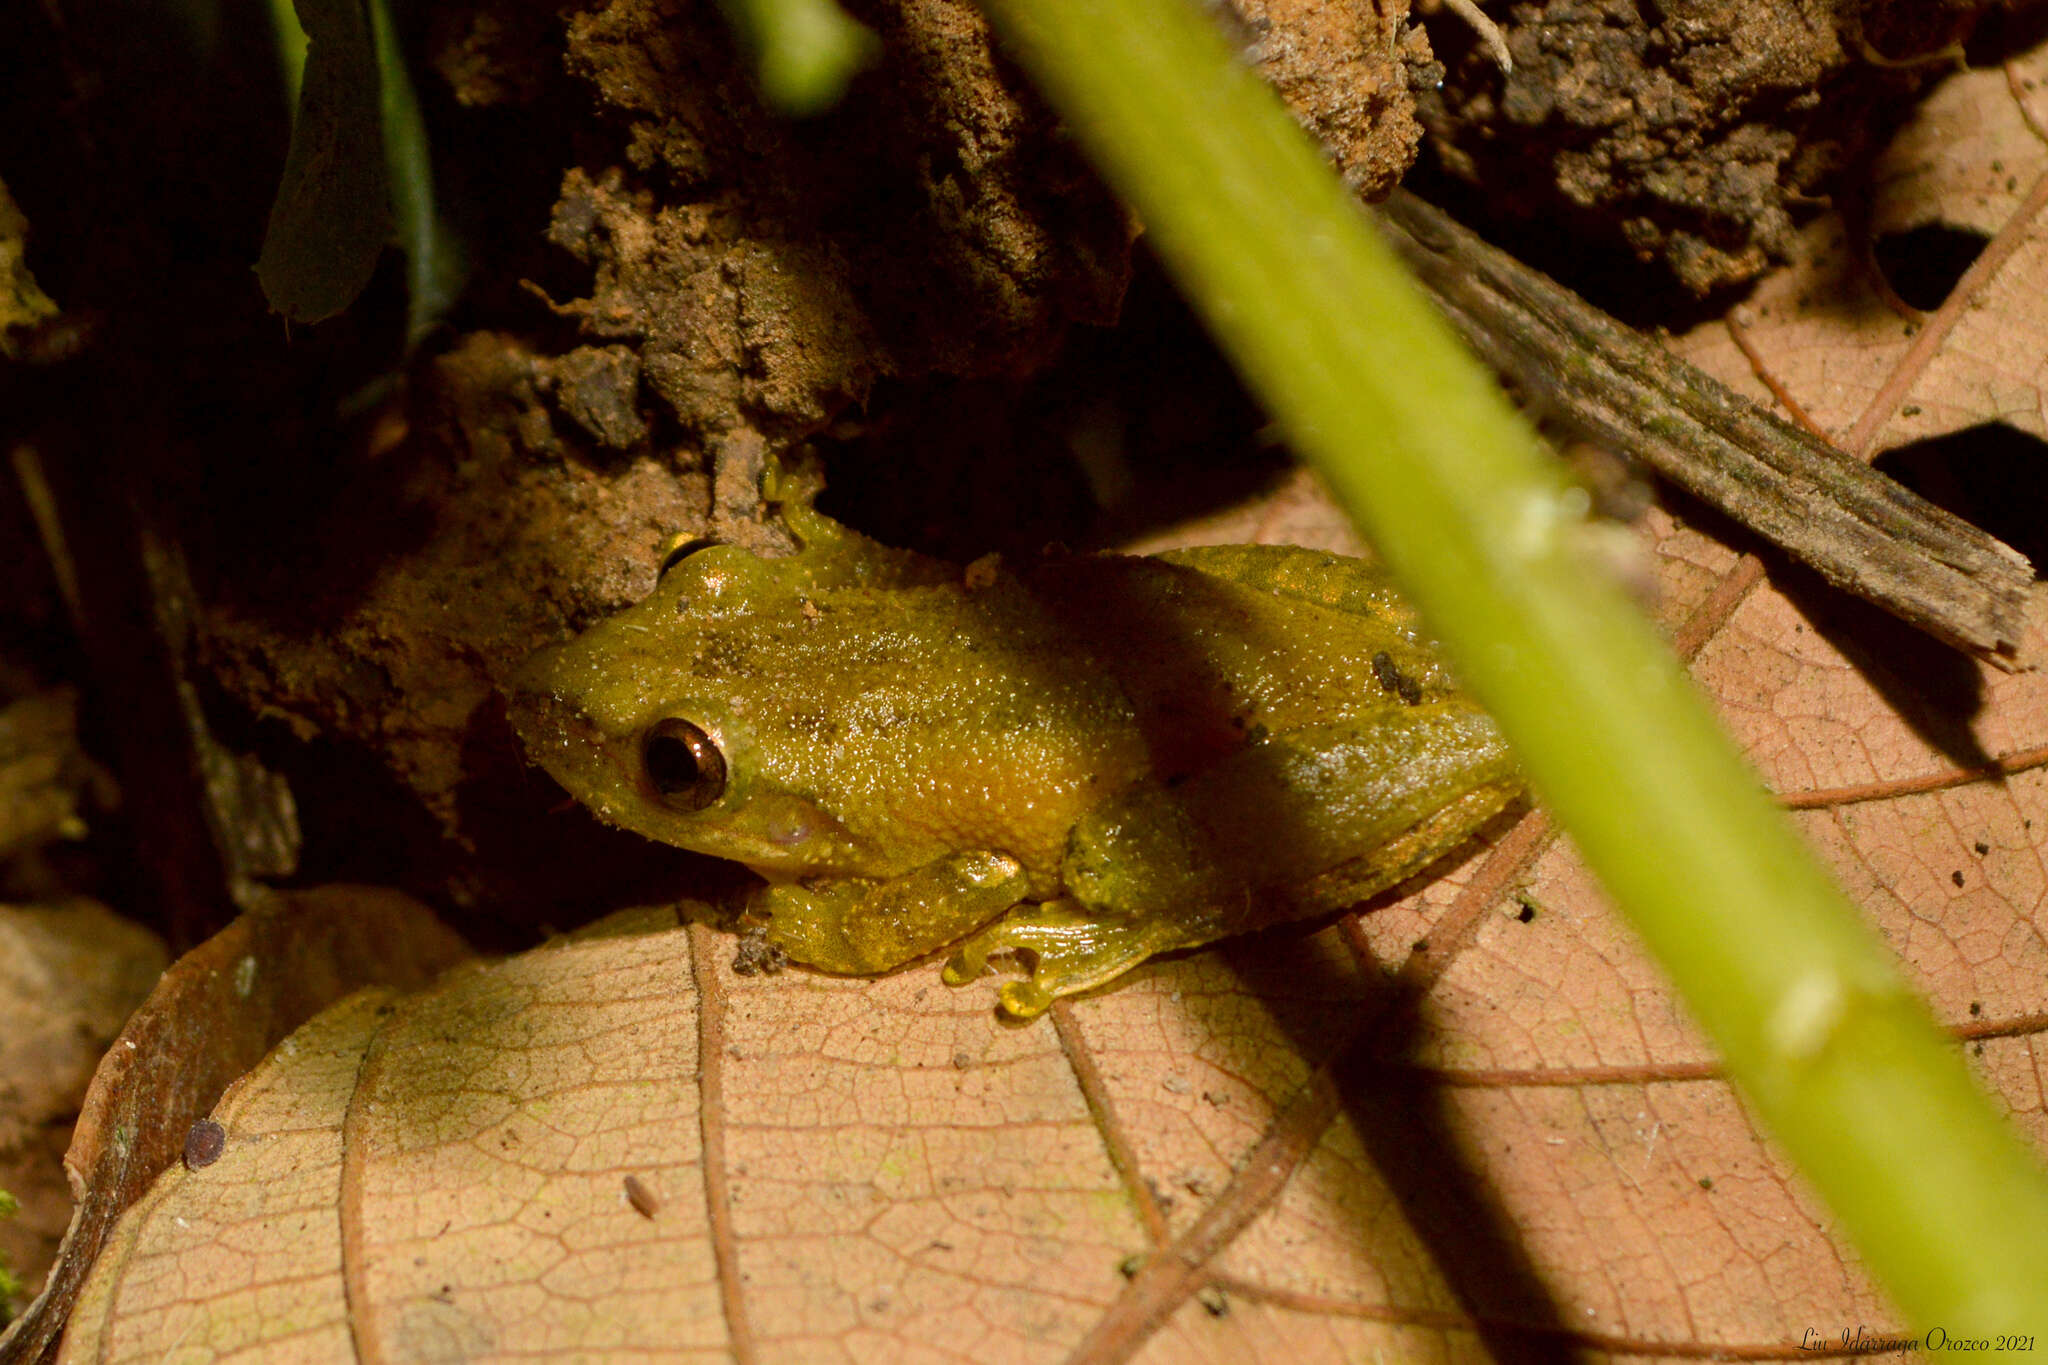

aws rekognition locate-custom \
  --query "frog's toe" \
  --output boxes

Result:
[997,979,1055,1018]
[943,902,1182,1019]
[940,936,995,987]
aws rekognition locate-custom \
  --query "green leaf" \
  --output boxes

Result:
[0,1186,19,1326]
[367,0,465,348]
[255,0,390,324]
[0,178,60,356]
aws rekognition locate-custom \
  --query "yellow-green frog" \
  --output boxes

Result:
[509,472,1520,1018]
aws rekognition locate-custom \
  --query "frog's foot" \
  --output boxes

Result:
[942,901,1186,1019]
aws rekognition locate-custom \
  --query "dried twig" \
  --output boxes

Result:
[1378,189,2040,670]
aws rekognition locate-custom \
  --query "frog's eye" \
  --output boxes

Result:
[640,717,727,811]
[658,535,724,576]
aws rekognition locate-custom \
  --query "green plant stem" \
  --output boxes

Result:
[267,0,308,114]
[973,0,2048,1342]
[366,0,464,349]
[0,1187,18,1325]
[716,0,879,115]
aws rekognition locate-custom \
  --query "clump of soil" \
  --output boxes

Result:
[530,0,1135,445]
[1417,0,1999,294]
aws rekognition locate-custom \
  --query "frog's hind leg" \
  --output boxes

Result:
[942,903,1188,1020]
[945,704,1521,1021]
[1291,779,1522,913]
[1171,702,1521,930]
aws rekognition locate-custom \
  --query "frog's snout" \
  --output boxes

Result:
[504,645,594,758]
[507,639,570,707]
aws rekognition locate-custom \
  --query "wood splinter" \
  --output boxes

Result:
[1378,189,2041,672]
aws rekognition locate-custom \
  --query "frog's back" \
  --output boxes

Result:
[1149,543,1417,621]
[1022,546,1460,782]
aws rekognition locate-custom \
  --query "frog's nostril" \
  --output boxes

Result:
[641,717,728,811]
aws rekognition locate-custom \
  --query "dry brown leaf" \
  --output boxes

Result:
[43,49,2048,1362]
[2,887,470,1365]
[0,903,166,1316]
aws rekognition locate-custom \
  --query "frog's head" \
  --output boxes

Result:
[508,540,869,877]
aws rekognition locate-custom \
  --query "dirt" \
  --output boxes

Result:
[0,902,166,1310]
[540,0,1135,439]
[1416,0,2006,295]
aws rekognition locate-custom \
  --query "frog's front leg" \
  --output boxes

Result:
[757,850,1028,975]
[942,902,1188,1020]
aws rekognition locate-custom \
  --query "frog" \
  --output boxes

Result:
[508,465,1520,1019]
